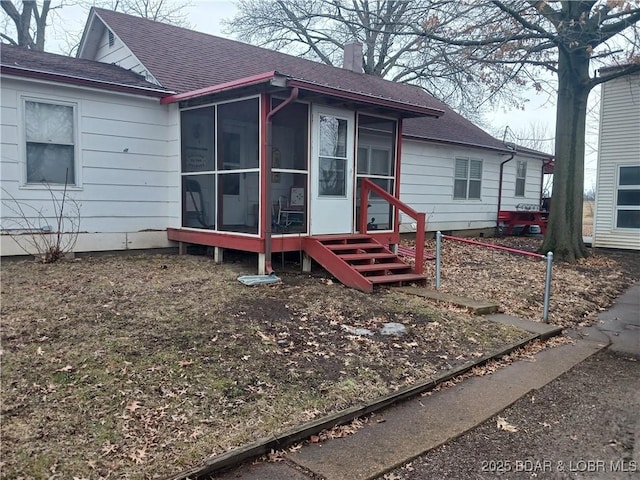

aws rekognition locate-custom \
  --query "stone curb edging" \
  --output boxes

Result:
[166,328,553,480]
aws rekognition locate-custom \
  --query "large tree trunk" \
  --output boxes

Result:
[541,47,590,262]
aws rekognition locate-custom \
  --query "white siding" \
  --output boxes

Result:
[93,25,160,86]
[399,140,544,232]
[0,76,180,255]
[593,73,640,250]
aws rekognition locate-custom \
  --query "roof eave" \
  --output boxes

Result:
[160,71,280,105]
[286,78,444,118]
[0,65,173,98]
[77,8,101,59]
[403,133,555,159]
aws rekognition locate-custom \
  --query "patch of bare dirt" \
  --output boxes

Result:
[0,253,525,479]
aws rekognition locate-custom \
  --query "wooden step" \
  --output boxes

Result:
[313,234,371,243]
[338,252,398,261]
[326,242,385,251]
[303,234,426,293]
[353,262,412,272]
[367,273,427,285]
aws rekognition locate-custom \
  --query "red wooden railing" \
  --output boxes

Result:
[359,178,426,274]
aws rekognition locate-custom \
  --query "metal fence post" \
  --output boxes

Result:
[436,231,442,289]
[543,251,553,323]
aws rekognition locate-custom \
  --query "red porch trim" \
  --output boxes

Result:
[168,228,264,252]
[286,78,444,118]
[394,120,403,234]
[167,228,399,255]
[160,71,278,105]
[359,179,426,274]
[260,93,270,242]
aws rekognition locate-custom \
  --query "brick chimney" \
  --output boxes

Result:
[342,42,363,73]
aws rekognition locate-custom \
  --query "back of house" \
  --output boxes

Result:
[1,8,552,269]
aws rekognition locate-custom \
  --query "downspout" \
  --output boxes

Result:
[497,150,515,232]
[264,87,299,274]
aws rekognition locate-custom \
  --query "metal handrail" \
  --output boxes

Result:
[359,178,426,274]
[435,231,553,322]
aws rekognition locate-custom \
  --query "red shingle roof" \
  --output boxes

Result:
[0,43,171,96]
[90,8,443,115]
[83,8,552,156]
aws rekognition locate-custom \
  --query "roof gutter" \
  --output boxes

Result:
[0,65,173,97]
[286,78,444,118]
[160,71,280,105]
[264,87,299,275]
[497,149,516,232]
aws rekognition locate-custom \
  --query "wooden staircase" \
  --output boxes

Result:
[302,234,427,293]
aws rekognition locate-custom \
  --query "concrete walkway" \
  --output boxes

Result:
[213,283,639,480]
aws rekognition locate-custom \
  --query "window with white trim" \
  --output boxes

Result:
[616,165,640,229]
[24,100,76,185]
[515,160,527,197]
[454,157,482,199]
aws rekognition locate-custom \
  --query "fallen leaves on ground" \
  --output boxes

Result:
[0,253,527,478]
[496,416,518,432]
[407,236,639,327]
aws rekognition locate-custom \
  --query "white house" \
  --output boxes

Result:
[1,8,552,289]
[593,68,640,250]
[1,46,178,255]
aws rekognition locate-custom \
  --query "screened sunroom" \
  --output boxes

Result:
[165,73,442,274]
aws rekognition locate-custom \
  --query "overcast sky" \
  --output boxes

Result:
[31,1,599,187]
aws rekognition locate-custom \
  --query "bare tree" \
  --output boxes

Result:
[504,122,554,154]
[94,0,191,27]
[223,0,528,119]
[414,1,640,262]
[1,0,60,50]
[1,179,81,263]
[1,0,192,53]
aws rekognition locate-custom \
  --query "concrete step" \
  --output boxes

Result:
[396,287,499,315]
[368,273,427,285]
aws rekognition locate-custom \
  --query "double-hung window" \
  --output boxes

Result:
[515,161,527,197]
[616,165,640,229]
[25,99,76,186]
[454,157,482,199]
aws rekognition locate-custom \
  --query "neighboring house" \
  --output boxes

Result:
[1,8,552,286]
[593,68,640,250]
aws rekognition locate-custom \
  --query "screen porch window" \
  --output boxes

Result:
[515,161,527,197]
[180,97,260,234]
[356,114,397,231]
[616,165,640,229]
[454,158,482,199]
[271,99,309,234]
[25,100,76,185]
[318,115,348,196]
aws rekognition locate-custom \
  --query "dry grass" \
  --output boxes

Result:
[412,236,639,327]
[583,200,595,237]
[1,253,525,479]
[2,237,637,478]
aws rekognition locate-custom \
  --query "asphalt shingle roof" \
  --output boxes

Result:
[91,8,443,113]
[90,8,538,153]
[0,43,170,95]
